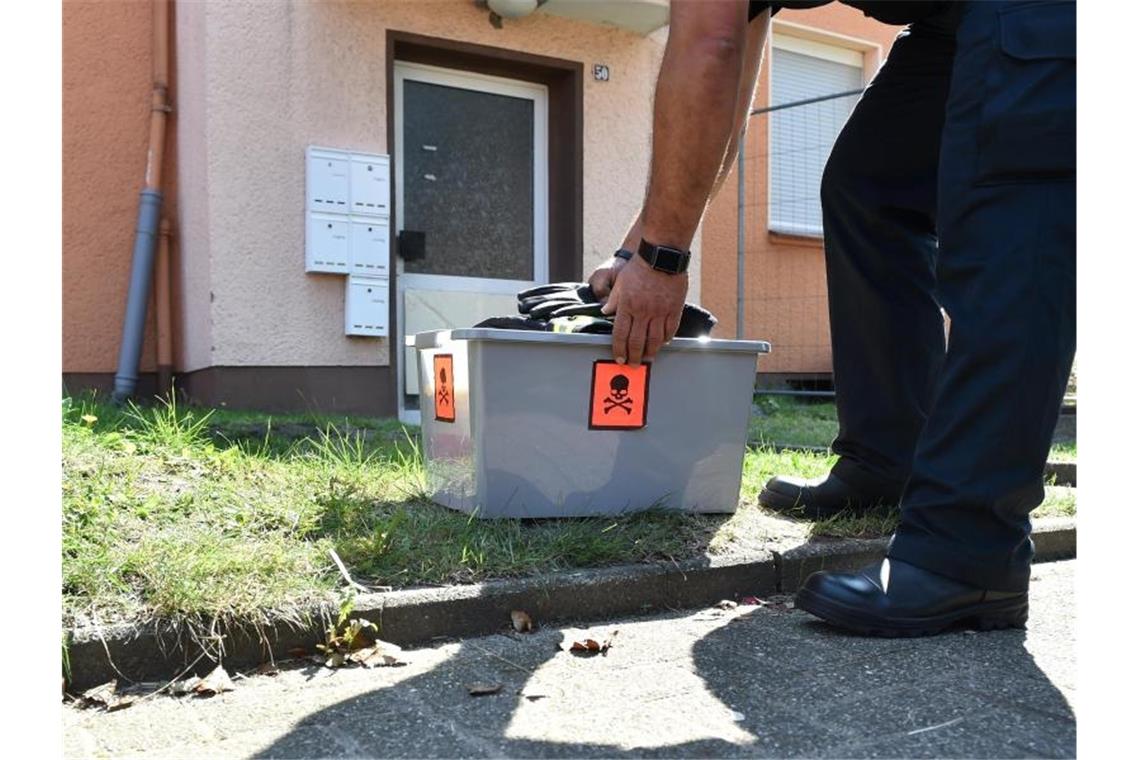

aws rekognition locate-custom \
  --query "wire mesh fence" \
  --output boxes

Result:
[736,88,862,398]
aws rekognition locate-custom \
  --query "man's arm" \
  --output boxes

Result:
[712,7,769,197]
[596,8,769,277]
[600,1,763,365]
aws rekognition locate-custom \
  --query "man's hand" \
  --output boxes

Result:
[587,255,629,301]
[601,255,688,366]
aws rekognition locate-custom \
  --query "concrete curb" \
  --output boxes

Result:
[754,443,1077,488]
[64,518,1075,691]
[1044,461,1077,487]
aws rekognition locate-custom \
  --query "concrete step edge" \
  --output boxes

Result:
[63,518,1075,692]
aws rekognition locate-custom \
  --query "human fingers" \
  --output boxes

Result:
[626,316,649,367]
[600,280,619,316]
[588,267,615,300]
[644,317,666,362]
[610,305,632,363]
[664,310,682,342]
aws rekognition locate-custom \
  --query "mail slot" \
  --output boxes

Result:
[411,328,771,518]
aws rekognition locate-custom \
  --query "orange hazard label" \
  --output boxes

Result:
[589,360,649,430]
[434,354,455,423]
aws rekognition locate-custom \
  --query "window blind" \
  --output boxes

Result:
[769,47,863,237]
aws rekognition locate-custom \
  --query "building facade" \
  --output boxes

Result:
[63,0,899,416]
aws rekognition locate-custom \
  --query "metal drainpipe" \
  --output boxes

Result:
[113,0,171,403]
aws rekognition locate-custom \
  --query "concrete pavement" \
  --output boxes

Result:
[63,560,1076,758]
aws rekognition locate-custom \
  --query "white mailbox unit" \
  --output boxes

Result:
[345,276,389,337]
[305,145,390,336]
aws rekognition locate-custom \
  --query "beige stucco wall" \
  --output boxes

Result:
[176,0,678,371]
[174,0,210,373]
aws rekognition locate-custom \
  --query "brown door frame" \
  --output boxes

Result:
[385,30,584,377]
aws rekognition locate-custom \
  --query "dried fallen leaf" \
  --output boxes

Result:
[566,630,619,656]
[287,647,310,659]
[106,696,135,712]
[570,639,602,653]
[81,680,117,705]
[466,683,502,696]
[80,680,133,710]
[255,663,280,677]
[348,641,407,668]
[194,664,235,695]
[169,676,202,696]
[715,599,738,610]
[510,610,534,633]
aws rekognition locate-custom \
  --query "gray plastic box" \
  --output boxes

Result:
[412,328,770,518]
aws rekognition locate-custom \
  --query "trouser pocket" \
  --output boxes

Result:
[975,1,1075,185]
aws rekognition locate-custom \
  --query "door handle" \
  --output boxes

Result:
[398,230,426,261]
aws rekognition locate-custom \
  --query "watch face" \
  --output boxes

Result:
[638,239,690,273]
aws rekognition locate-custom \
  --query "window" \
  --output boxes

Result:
[768,37,864,237]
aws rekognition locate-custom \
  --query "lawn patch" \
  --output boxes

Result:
[749,395,1077,461]
[61,394,1076,633]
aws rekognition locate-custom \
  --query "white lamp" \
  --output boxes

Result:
[487,0,539,19]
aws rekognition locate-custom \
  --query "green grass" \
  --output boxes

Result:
[1049,441,1078,463]
[807,485,1076,539]
[749,395,1077,461]
[61,393,1078,631]
[62,395,734,629]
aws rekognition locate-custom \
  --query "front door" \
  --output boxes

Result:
[394,62,549,423]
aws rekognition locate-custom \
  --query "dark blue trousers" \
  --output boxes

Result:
[820,1,1076,591]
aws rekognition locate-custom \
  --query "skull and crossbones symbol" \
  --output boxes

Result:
[603,374,634,415]
[437,367,450,406]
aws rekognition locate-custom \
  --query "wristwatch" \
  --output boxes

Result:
[614,248,633,262]
[637,239,691,275]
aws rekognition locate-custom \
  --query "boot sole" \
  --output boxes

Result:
[795,587,1029,638]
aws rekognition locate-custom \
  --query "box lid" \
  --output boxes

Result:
[409,328,771,355]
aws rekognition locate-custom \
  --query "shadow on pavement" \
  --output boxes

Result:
[252,597,1074,758]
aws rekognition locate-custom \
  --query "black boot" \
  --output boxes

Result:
[758,472,900,519]
[795,558,1028,638]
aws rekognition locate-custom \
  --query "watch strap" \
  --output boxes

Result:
[637,239,690,274]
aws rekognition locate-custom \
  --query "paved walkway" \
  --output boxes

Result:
[63,560,1076,758]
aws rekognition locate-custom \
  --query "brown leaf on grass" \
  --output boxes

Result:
[348,641,407,668]
[510,610,534,633]
[466,682,502,696]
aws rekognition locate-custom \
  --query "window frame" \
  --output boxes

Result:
[766,22,881,240]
